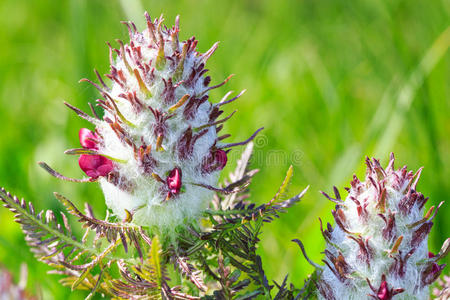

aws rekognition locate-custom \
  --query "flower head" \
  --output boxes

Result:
[309,154,449,300]
[50,13,261,229]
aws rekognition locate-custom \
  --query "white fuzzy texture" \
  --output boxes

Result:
[93,21,223,229]
[318,161,431,300]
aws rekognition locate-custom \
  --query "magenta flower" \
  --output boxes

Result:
[78,128,113,179]
[377,281,389,300]
[79,128,99,150]
[166,167,182,196]
[367,275,404,300]
[78,155,113,179]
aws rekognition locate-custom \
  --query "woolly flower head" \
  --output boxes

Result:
[42,13,261,229]
[304,154,449,300]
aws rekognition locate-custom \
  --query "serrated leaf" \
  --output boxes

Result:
[54,192,145,257]
[0,188,92,263]
[54,192,80,216]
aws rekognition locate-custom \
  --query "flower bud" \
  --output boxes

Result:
[202,149,228,173]
[166,167,182,196]
[309,154,449,299]
[79,128,99,150]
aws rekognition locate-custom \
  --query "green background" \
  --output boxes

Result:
[0,0,449,298]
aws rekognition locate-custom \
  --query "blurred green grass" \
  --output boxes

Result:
[0,0,449,298]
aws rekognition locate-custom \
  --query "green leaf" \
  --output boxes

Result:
[71,265,93,291]
[0,188,94,257]
[150,235,163,288]
[85,267,104,300]
[270,165,294,205]
[235,290,263,300]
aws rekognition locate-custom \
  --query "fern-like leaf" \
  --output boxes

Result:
[108,236,173,299]
[175,165,308,299]
[0,188,91,271]
[174,256,207,292]
[54,192,148,258]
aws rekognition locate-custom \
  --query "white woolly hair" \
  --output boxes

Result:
[92,16,226,229]
[318,158,433,300]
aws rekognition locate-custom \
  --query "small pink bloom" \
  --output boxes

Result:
[78,154,113,178]
[167,167,182,195]
[79,128,99,150]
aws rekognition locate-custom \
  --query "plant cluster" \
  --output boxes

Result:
[0,12,448,300]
